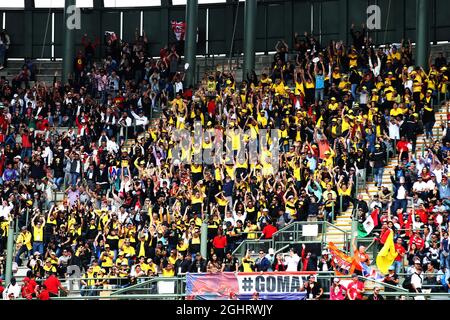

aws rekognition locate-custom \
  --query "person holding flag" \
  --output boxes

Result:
[352,233,371,275]
[357,207,380,238]
[376,225,398,274]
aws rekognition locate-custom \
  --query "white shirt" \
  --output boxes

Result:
[131,110,149,127]
[285,254,300,271]
[411,272,423,290]
[42,146,54,166]
[11,98,24,107]
[118,210,129,224]
[396,185,407,199]
[0,203,13,220]
[174,81,183,93]
[233,212,247,225]
[413,181,428,192]
[369,200,382,211]
[107,140,119,153]
[223,217,235,228]
[3,283,21,300]
[118,116,132,127]
[426,180,435,190]
[369,56,381,77]
[359,92,368,104]
[432,169,443,184]
[388,122,400,139]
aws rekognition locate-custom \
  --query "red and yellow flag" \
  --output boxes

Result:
[376,229,398,274]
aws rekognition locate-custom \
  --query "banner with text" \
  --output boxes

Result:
[186,272,316,300]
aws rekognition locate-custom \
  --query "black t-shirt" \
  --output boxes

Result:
[106,235,119,251]
[222,257,239,272]
[305,281,322,299]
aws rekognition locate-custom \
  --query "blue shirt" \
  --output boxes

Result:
[315,75,325,89]
[439,182,450,199]
[223,181,234,197]
[306,156,317,172]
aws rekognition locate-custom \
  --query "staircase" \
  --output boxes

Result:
[0,60,62,84]
[325,104,448,252]
[195,54,274,84]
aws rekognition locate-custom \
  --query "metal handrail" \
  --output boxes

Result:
[233,221,351,258]
[357,275,409,293]
[110,276,182,296]
[12,271,450,300]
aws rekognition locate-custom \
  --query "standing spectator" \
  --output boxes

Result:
[347,274,365,300]
[440,231,449,270]
[15,226,32,266]
[254,249,271,272]
[304,275,323,300]
[2,278,21,300]
[260,221,277,239]
[285,248,300,271]
[212,229,227,261]
[329,278,347,300]
[410,264,424,300]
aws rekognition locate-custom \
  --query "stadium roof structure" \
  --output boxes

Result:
[0,0,247,9]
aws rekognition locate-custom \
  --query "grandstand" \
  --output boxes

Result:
[0,0,449,302]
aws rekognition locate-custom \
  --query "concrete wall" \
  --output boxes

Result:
[1,0,449,59]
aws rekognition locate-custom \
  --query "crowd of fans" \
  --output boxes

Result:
[0,22,449,300]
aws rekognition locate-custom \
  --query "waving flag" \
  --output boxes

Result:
[171,21,186,41]
[328,242,358,275]
[360,262,384,280]
[376,229,398,274]
[357,208,379,238]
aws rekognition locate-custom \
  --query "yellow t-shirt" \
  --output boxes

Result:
[16,231,32,250]
[33,225,44,242]
[100,251,114,267]
[162,267,175,277]
[242,258,255,272]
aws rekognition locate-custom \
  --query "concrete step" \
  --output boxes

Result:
[332,224,352,230]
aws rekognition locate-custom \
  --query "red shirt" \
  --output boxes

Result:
[43,275,61,295]
[36,119,49,131]
[21,134,32,148]
[394,243,406,261]
[397,140,409,152]
[212,235,227,249]
[38,290,50,300]
[415,209,428,223]
[262,224,278,239]
[207,100,216,115]
[347,281,364,300]
[409,235,425,251]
